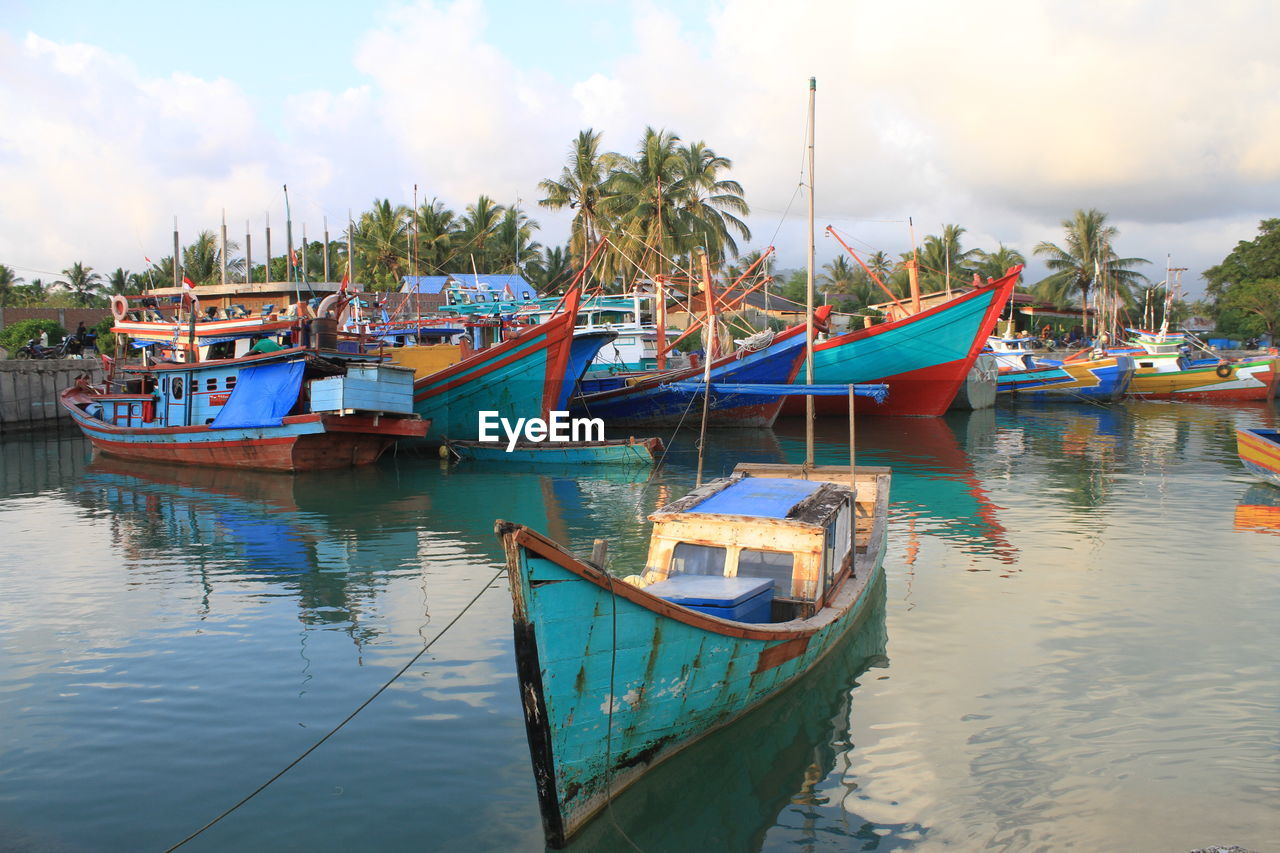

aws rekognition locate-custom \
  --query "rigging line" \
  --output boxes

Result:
[601,569,645,853]
[161,564,508,853]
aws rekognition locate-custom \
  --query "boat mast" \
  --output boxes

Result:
[695,249,716,488]
[805,76,816,468]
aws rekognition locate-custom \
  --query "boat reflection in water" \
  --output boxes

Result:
[1235,484,1280,536]
[565,576,891,853]
[774,413,1017,564]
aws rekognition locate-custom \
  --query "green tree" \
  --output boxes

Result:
[1033,209,1148,317]
[353,199,411,290]
[602,127,687,287]
[527,245,574,294]
[973,244,1027,285]
[673,140,750,266]
[1203,218,1280,303]
[182,231,245,285]
[456,195,507,272]
[61,262,104,307]
[917,224,979,291]
[106,267,132,296]
[492,206,542,275]
[1219,279,1280,340]
[0,264,22,307]
[414,198,459,274]
[538,129,617,269]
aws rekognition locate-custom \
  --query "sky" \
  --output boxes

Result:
[2,0,1278,299]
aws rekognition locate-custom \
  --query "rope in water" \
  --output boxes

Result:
[162,564,508,852]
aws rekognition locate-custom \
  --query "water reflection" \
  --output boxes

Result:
[1235,483,1280,536]
[567,576,891,853]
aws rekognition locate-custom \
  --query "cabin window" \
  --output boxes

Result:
[669,542,726,577]
[206,378,217,391]
[823,519,838,589]
[737,549,794,595]
[172,377,184,400]
[226,376,236,389]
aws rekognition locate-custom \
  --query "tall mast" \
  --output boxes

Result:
[805,76,816,468]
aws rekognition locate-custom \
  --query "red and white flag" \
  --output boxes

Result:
[144,256,153,265]
[340,271,349,291]
[182,276,196,290]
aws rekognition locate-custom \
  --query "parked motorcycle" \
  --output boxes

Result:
[15,335,80,359]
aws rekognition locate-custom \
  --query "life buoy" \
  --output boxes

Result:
[1215,362,1232,378]
[110,295,128,321]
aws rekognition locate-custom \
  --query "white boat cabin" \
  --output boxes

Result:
[631,465,881,623]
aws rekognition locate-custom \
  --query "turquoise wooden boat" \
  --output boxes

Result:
[497,461,890,847]
[445,436,663,466]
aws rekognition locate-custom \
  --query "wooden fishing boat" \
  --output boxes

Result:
[445,436,663,466]
[60,349,428,471]
[498,461,890,847]
[994,354,1135,401]
[1236,428,1280,487]
[1116,329,1278,402]
[410,289,585,442]
[568,309,826,428]
[780,268,1019,417]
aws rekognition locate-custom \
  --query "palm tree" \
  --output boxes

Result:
[538,129,617,269]
[456,195,507,271]
[527,245,574,294]
[107,267,131,296]
[61,262,104,307]
[16,278,47,306]
[674,140,750,265]
[0,264,22,307]
[603,127,688,288]
[973,244,1026,284]
[414,198,458,273]
[916,225,980,292]
[180,231,245,285]
[353,199,411,289]
[492,206,543,275]
[1033,209,1148,319]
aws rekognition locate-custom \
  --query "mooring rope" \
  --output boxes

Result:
[162,564,508,852]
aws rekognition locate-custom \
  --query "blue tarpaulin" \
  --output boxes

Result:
[691,477,823,518]
[210,361,305,429]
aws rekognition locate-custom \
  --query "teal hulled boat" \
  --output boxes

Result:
[498,461,890,847]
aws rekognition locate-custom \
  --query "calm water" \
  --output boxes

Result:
[1,401,1277,852]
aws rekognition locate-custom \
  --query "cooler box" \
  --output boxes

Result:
[646,574,774,623]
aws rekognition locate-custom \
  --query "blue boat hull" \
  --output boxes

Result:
[996,355,1134,402]
[569,325,809,428]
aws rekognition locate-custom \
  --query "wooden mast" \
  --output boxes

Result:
[805,76,816,468]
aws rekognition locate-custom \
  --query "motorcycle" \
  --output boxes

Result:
[15,335,81,359]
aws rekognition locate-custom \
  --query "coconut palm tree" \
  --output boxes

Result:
[674,140,750,266]
[973,244,1026,284]
[107,267,131,296]
[414,198,459,274]
[916,224,980,292]
[602,127,688,287]
[1033,209,1148,317]
[61,262,104,307]
[353,199,411,289]
[527,245,574,294]
[456,195,507,272]
[181,231,245,285]
[0,264,22,307]
[492,206,542,275]
[538,129,618,270]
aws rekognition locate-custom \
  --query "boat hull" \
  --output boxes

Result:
[498,468,890,847]
[570,321,812,428]
[412,292,580,442]
[1237,428,1280,487]
[1127,358,1277,401]
[447,437,663,466]
[996,356,1134,401]
[781,270,1017,417]
[62,401,426,472]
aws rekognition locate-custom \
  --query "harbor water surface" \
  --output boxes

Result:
[1,401,1277,851]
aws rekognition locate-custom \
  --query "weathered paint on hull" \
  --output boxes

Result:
[412,291,580,442]
[570,321,811,428]
[448,437,662,466]
[1237,428,1280,487]
[1127,359,1277,401]
[498,469,890,847]
[781,271,1018,417]
[63,405,426,472]
[996,356,1134,401]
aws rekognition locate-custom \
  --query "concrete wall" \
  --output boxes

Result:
[0,359,103,435]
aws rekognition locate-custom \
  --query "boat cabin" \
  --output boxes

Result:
[636,469,866,623]
[986,336,1046,371]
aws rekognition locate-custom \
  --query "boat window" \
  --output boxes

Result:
[206,378,217,391]
[824,519,838,589]
[737,549,794,594]
[172,377,184,400]
[226,376,236,389]
[670,542,727,576]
